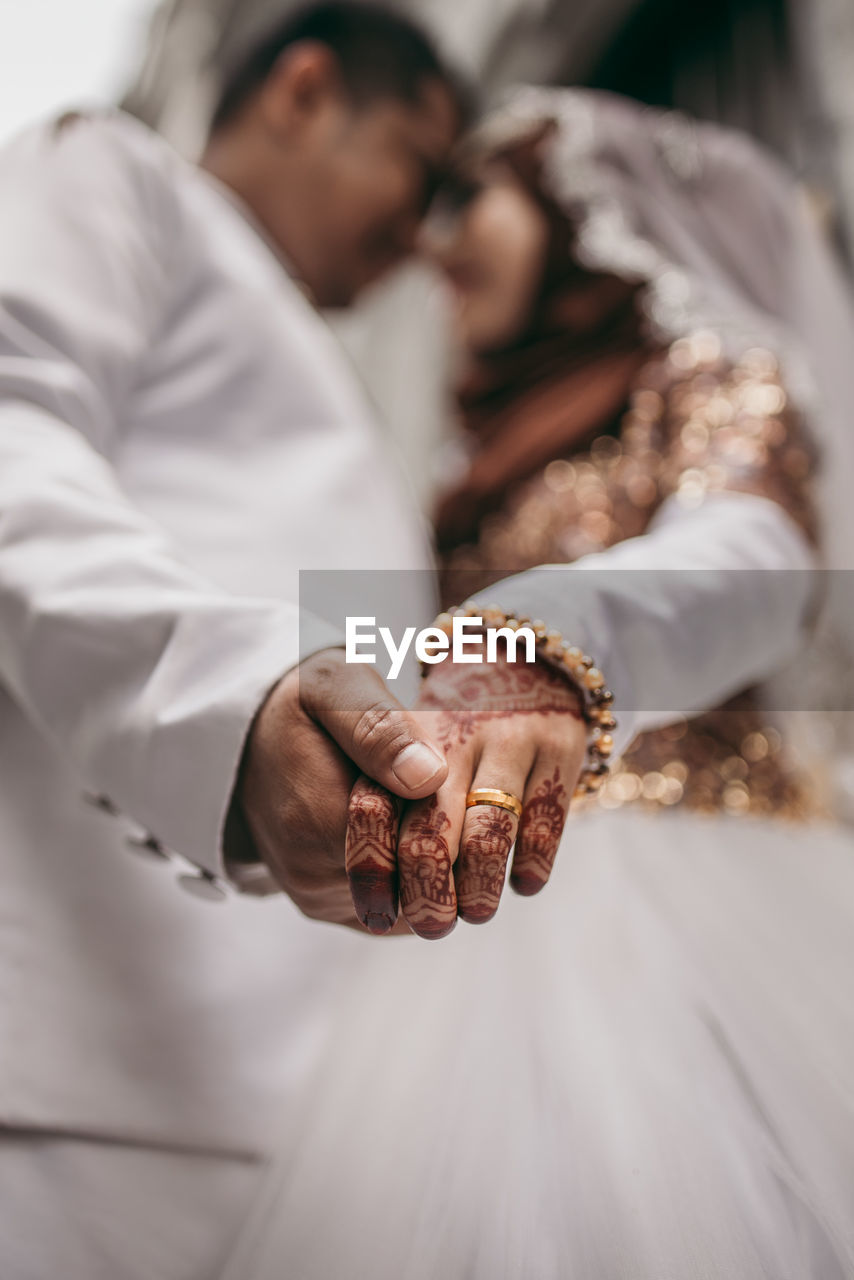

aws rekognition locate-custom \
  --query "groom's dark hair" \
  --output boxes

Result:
[211,1,471,133]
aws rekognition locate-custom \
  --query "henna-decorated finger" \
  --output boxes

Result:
[346,776,400,935]
[397,789,465,940]
[510,760,573,897]
[455,752,531,924]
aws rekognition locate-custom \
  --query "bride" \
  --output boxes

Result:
[222,90,854,1279]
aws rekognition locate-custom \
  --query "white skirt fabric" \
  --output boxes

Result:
[221,806,854,1280]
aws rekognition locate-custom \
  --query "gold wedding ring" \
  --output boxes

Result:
[465,788,523,819]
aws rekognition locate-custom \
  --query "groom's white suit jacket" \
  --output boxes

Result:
[0,113,814,1156]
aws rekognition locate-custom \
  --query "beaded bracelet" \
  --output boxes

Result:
[422,603,618,800]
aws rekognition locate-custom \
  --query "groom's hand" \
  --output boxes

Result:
[238,648,447,929]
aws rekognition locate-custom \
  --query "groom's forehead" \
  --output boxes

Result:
[378,77,463,161]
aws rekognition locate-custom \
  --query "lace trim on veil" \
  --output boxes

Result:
[474,87,818,411]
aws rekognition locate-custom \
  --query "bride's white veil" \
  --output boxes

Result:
[472,86,854,814]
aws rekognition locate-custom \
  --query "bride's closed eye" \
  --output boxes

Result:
[423,174,484,233]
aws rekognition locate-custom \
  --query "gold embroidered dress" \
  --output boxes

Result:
[442,332,818,820]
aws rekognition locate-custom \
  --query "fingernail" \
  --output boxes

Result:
[364,912,393,935]
[392,742,445,790]
[414,915,457,941]
[511,872,545,898]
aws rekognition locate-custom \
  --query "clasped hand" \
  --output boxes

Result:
[238,643,586,937]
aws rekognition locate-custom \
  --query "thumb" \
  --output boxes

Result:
[299,651,448,799]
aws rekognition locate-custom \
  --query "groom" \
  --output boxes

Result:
[0,4,594,1274]
[0,3,470,1274]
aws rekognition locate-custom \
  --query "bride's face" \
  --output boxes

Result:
[422,163,551,354]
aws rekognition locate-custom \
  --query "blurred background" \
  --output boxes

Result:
[2,0,854,495]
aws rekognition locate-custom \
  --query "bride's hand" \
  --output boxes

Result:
[346,645,587,939]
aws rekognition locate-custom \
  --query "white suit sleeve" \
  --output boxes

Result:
[481,491,817,759]
[0,114,339,879]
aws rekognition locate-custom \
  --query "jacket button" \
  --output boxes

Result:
[126,833,169,860]
[83,792,119,816]
[177,870,227,903]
